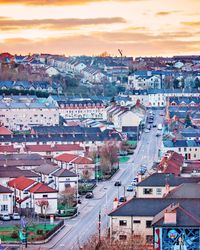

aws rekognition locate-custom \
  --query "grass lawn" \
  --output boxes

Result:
[0,224,56,242]
[119,156,130,163]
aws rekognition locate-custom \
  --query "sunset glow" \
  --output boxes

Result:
[0,0,200,56]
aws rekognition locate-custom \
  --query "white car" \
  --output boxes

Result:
[1,214,11,221]
[12,213,21,220]
[144,129,150,133]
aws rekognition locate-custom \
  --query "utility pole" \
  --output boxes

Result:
[98,210,101,247]
[118,49,123,84]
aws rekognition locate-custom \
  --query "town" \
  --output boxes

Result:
[0,51,199,250]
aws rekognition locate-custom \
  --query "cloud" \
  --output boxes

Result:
[1,31,199,56]
[0,17,126,31]
[182,21,200,26]
[156,11,172,16]
[0,0,139,6]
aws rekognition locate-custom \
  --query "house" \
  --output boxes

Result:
[0,167,40,186]
[24,144,84,157]
[8,176,58,215]
[157,151,184,176]
[0,184,13,214]
[109,197,200,245]
[57,99,107,120]
[33,163,78,192]
[136,173,200,198]
[45,66,59,77]
[0,97,59,131]
[162,139,200,160]
[54,153,95,180]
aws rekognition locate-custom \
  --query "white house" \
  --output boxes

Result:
[45,66,60,77]
[0,184,13,214]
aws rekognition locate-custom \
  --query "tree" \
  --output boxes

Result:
[36,199,49,216]
[184,113,192,128]
[59,187,75,208]
[82,168,92,180]
[100,141,119,174]
[80,234,149,250]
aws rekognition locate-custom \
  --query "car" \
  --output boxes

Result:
[156,133,161,137]
[85,192,94,199]
[1,214,11,221]
[144,129,150,133]
[127,148,134,155]
[12,213,20,220]
[119,151,128,156]
[131,180,137,186]
[114,181,122,186]
[153,124,157,128]
[126,185,134,192]
[119,196,127,203]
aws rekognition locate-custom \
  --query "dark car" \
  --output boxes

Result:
[153,124,157,128]
[85,192,94,199]
[114,181,122,186]
[119,196,127,203]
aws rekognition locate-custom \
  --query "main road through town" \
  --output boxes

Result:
[7,110,164,250]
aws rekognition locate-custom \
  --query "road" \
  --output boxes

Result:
[47,109,164,250]
[3,110,164,250]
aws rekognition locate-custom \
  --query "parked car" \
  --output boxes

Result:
[156,133,161,137]
[114,181,122,186]
[12,213,20,220]
[144,129,150,133]
[119,196,127,203]
[119,151,128,156]
[85,192,94,199]
[1,214,11,221]
[127,148,134,155]
[153,124,157,128]
[127,185,134,192]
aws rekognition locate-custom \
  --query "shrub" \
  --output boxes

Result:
[11,231,19,239]
[36,229,44,235]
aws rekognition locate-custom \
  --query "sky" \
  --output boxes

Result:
[0,0,200,56]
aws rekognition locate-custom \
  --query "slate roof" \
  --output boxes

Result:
[0,184,12,193]
[0,167,39,178]
[52,168,77,177]
[109,197,200,227]
[34,164,59,175]
[137,173,200,187]
[163,139,200,148]
[165,183,200,199]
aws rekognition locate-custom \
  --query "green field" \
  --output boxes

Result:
[0,224,55,242]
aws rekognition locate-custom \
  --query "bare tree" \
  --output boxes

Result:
[78,234,150,250]
[100,141,119,174]
[82,168,92,181]
[59,187,76,208]
[35,199,49,216]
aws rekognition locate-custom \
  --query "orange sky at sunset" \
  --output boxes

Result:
[0,0,199,56]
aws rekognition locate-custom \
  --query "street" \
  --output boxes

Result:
[3,110,164,250]
[48,110,164,250]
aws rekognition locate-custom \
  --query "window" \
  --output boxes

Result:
[194,154,196,158]
[43,195,48,198]
[1,205,8,212]
[184,148,187,152]
[146,220,152,228]
[178,148,181,152]
[133,220,141,224]
[146,235,153,243]
[143,188,153,195]
[119,235,127,240]
[119,220,127,226]
[195,148,197,151]
[3,195,8,201]
[156,188,162,195]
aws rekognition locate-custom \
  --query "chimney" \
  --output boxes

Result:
[138,173,143,183]
[164,207,177,224]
